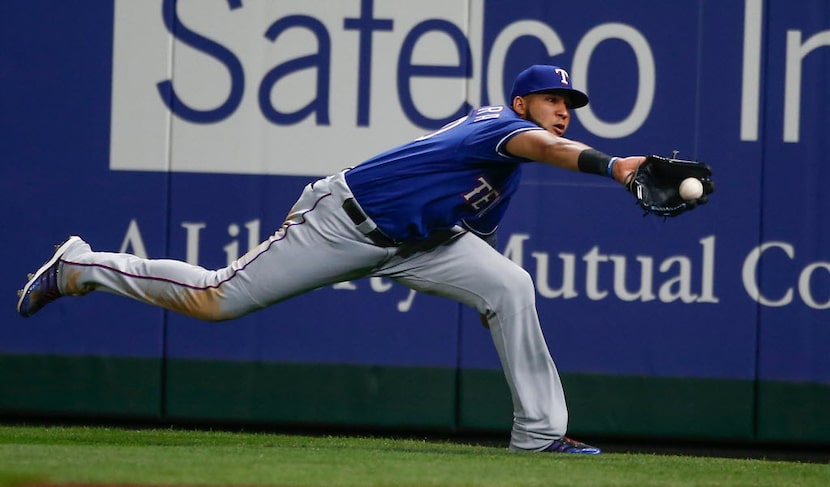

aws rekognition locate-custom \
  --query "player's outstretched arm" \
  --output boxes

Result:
[504,130,588,170]
[504,130,644,185]
[609,156,645,185]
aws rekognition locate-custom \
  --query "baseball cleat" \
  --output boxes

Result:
[543,437,602,454]
[16,236,83,318]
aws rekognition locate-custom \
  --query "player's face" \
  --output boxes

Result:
[519,93,571,136]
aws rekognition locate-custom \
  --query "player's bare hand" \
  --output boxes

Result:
[611,156,647,186]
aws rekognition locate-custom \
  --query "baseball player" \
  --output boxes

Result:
[18,65,648,454]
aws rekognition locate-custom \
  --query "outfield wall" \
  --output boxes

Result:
[2,0,830,444]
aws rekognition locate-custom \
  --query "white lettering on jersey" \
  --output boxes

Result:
[473,105,504,122]
[414,115,469,141]
[463,176,500,211]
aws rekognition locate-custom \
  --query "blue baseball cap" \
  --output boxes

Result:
[509,65,589,108]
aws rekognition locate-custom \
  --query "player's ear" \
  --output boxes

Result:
[512,96,526,117]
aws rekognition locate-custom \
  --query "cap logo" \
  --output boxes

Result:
[509,65,588,108]
[554,68,570,86]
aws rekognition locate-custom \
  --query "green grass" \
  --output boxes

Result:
[0,425,827,487]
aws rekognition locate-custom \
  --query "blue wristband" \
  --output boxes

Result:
[578,149,613,175]
[606,157,618,178]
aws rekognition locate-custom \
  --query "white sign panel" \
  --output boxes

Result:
[110,0,482,176]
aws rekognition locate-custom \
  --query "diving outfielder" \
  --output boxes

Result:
[18,65,648,454]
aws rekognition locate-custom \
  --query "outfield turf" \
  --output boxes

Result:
[0,425,828,487]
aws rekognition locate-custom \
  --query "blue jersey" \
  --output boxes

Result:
[344,105,543,242]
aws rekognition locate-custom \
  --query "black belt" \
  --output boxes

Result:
[341,198,399,247]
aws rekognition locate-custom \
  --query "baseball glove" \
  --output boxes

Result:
[626,154,714,217]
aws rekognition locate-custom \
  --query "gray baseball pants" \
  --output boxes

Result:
[57,171,568,451]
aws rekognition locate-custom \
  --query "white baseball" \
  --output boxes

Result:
[679,177,704,200]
